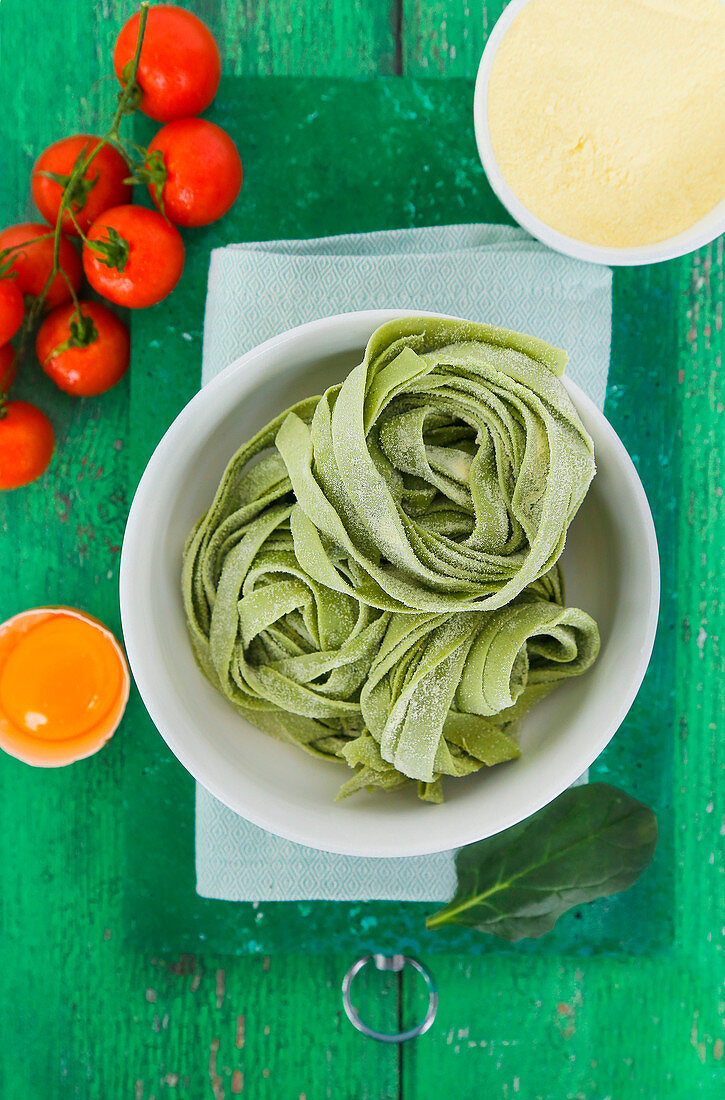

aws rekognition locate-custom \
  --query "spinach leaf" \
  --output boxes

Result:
[426,783,657,941]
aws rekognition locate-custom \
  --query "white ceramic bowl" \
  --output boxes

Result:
[473,0,725,266]
[120,309,659,857]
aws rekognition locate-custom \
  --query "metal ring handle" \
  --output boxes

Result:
[341,954,438,1043]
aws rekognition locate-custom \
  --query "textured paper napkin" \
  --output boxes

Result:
[195,223,612,902]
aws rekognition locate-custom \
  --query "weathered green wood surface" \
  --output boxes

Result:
[0,2,722,1098]
[124,74,675,961]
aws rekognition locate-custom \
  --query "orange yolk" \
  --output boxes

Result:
[0,608,129,767]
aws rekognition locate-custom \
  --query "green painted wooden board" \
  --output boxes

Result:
[0,1,722,1096]
[124,75,675,958]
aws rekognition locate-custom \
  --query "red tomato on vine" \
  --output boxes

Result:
[31,135,132,237]
[36,301,130,397]
[0,224,82,309]
[145,118,242,227]
[0,401,55,490]
[0,278,24,346]
[82,205,185,309]
[113,5,221,123]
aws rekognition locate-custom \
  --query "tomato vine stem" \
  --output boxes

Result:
[1,0,150,405]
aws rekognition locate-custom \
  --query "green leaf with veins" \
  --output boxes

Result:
[426,783,657,941]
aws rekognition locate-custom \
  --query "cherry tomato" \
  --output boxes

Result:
[36,301,130,397]
[146,118,242,228]
[31,135,132,238]
[0,401,55,490]
[0,223,82,309]
[82,205,184,309]
[0,345,17,393]
[0,278,24,345]
[113,5,221,123]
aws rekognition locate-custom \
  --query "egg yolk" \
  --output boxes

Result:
[0,608,129,766]
[0,616,124,741]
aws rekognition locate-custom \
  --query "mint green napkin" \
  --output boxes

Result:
[195,224,612,902]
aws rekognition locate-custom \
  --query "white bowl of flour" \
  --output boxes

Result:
[474,0,725,266]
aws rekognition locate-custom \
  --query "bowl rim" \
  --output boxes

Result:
[473,0,725,267]
[120,308,661,856]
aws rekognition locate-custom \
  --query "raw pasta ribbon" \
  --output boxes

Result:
[277,315,595,612]
[182,316,599,800]
[350,567,599,800]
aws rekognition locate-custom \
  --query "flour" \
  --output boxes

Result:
[487,0,725,247]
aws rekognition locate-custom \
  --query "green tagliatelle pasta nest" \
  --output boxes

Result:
[182,316,600,801]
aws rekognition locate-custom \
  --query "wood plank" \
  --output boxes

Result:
[403,955,724,1097]
[219,0,400,76]
[675,240,724,1059]
[400,2,724,1097]
[0,2,400,1097]
[2,0,721,1096]
[0,2,134,1093]
[401,0,505,77]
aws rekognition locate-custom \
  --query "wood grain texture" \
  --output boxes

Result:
[0,1,400,1097]
[400,5,724,1098]
[676,239,724,1060]
[402,0,504,76]
[218,0,400,76]
[0,0,723,1097]
[126,74,673,962]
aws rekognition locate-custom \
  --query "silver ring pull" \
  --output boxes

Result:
[341,954,438,1043]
